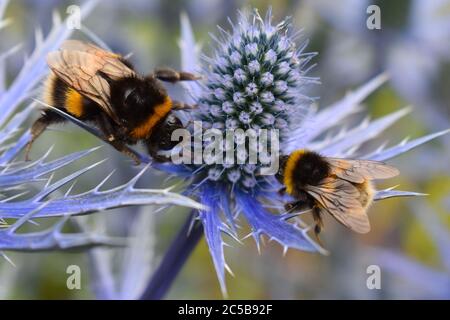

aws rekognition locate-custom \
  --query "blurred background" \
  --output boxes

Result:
[0,0,449,299]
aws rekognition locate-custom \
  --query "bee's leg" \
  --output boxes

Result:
[97,113,117,142]
[146,142,171,163]
[284,191,308,211]
[25,110,64,161]
[153,68,200,83]
[278,187,286,196]
[284,200,303,212]
[171,100,197,110]
[108,140,141,165]
[284,187,309,211]
[312,206,324,246]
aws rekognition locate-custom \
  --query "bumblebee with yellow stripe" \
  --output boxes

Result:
[276,149,399,243]
[26,40,199,163]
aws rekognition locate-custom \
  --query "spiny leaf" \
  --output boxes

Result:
[375,188,427,200]
[199,185,228,297]
[0,146,101,188]
[319,108,410,156]
[0,165,204,219]
[367,129,450,161]
[236,190,325,254]
[0,205,126,252]
[287,73,389,152]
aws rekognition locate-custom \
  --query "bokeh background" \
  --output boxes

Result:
[0,0,449,299]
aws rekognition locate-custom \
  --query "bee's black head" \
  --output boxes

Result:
[109,76,167,127]
[154,114,184,150]
[145,113,184,160]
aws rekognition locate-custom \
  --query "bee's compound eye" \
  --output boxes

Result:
[124,89,134,100]
[166,115,180,126]
[167,116,175,124]
[123,88,136,106]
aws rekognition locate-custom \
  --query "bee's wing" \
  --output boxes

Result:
[46,49,135,123]
[60,40,135,73]
[60,40,120,59]
[60,40,134,75]
[327,158,399,183]
[306,178,371,233]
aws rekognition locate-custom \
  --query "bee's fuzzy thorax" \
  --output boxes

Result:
[130,96,172,139]
[108,76,169,128]
[284,149,330,195]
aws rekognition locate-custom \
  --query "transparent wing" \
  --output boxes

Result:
[60,40,135,76]
[60,40,118,58]
[307,178,371,233]
[327,158,399,183]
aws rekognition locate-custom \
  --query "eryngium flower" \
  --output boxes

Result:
[193,10,316,188]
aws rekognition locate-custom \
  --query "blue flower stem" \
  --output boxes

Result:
[139,211,203,300]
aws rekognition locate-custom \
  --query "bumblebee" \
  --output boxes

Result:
[25,40,199,163]
[276,149,399,242]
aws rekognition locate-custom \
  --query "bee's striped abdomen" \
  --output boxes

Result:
[43,72,98,119]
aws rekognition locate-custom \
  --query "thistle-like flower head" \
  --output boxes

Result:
[192,9,316,189]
